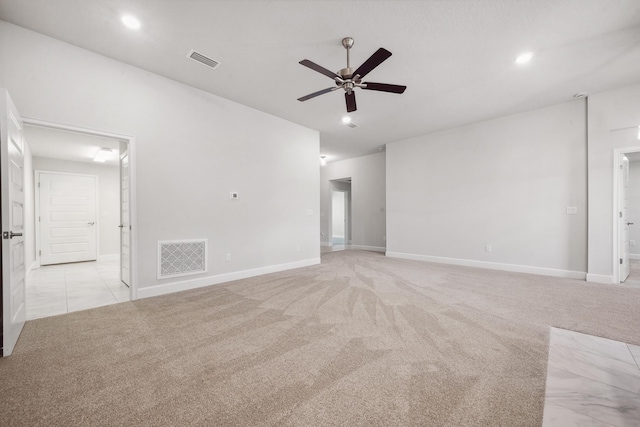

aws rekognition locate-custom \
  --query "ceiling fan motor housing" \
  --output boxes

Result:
[338,67,358,80]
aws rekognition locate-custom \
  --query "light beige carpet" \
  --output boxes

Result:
[1,250,639,426]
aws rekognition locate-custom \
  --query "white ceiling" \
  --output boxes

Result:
[25,125,121,166]
[2,1,640,161]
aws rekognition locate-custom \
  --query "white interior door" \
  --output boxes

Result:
[39,173,97,265]
[1,90,26,356]
[120,148,130,286]
[620,155,630,282]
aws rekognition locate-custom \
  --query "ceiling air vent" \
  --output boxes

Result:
[345,122,358,129]
[187,50,220,70]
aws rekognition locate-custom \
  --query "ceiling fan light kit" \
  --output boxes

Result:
[297,37,407,113]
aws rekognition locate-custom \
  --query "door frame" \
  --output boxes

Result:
[612,146,640,284]
[329,179,351,250]
[34,170,99,267]
[331,189,348,247]
[23,118,138,300]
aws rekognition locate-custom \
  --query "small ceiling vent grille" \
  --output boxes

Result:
[187,50,220,70]
[345,122,358,128]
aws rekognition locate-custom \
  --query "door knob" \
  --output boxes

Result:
[88,222,95,225]
[627,222,635,226]
[118,224,124,228]
[2,231,22,239]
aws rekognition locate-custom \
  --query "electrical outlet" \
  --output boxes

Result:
[485,245,492,253]
[226,253,231,261]
[566,207,578,215]
[230,192,239,200]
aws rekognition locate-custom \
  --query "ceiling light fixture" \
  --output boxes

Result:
[93,148,113,163]
[515,52,533,64]
[341,116,352,124]
[320,155,327,166]
[121,15,141,30]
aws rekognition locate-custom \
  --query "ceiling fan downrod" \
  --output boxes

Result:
[340,37,357,94]
[340,37,357,81]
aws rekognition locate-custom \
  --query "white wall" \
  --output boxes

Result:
[629,160,640,258]
[0,21,320,296]
[23,140,35,272]
[387,100,587,277]
[586,83,640,282]
[320,152,386,250]
[32,157,120,257]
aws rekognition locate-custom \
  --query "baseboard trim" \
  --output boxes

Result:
[348,245,386,253]
[629,254,640,260]
[385,252,586,280]
[585,273,614,284]
[137,258,321,299]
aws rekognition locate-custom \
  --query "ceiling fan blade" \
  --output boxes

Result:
[362,82,407,94]
[299,59,340,79]
[297,87,337,102]
[353,48,392,79]
[345,91,357,112]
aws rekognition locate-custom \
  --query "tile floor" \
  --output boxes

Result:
[26,255,130,320]
[624,259,640,286]
[543,327,640,426]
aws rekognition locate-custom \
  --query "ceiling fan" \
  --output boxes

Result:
[297,37,407,113]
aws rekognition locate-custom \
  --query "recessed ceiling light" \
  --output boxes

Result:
[121,15,141,30]
[515,52,533,64]
[341,116,352,124]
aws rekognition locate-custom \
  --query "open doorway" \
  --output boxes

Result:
[612,126,640,285]
[330,178,351,251]
[622,150,640,285]
[23,121,135,319]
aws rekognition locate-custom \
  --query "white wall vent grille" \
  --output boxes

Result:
[345,122,358,128]
[187,50,220,70]
[158,239,207,279]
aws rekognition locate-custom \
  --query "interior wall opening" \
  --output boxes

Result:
[23,123,133,319]
[329,177,351,251]
[612,126,640,285]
